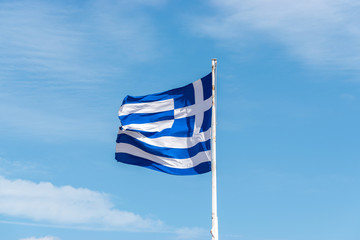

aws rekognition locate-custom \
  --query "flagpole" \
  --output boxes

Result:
[211,58,218,240]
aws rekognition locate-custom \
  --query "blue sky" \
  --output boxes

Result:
[0,0,359,240]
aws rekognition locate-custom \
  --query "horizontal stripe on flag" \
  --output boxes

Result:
[122,83,195,109]
[120,110,174,125]
[115,153,211,175]
[116,142,211,169]
[121,119,174,132]
[116,133,210,159]
[117,128,211,148]
[133,116,195,138]
[119,98,174,116]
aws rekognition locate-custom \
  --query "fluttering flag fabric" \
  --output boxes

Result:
[115,73,213,175]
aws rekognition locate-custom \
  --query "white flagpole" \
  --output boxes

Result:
[211,58,218,240]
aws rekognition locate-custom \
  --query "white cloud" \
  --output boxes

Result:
[0,175,208,237]
[195,0,360,70]
[20,236,60,240]
[0,176,163,231]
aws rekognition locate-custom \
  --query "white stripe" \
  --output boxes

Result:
[118,128,211,148]
[193,79,204,134]
[116,142,211,169]
[121,119,174,132]
[174,97,212,119]
[119,99,174,116]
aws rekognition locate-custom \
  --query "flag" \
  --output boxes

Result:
[115,73,212,175]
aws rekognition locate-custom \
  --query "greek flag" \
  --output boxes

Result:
[115,73,212,175]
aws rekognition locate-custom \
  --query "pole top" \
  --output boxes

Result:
[212,59,217,68]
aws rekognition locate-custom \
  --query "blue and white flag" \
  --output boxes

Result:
[115,73,212,175]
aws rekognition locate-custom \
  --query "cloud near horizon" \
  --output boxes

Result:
[0,175,207,239]
[0,175,163,231]
[20,236,60,240]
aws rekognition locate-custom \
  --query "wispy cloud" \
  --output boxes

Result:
[194,0,360,71]
[20,236,60,240]
[174,227,208,239]
[0,101,108,141]
[0,157,46,177]
[0,175,163,231]
[0,1,92,84]
[0,0,163,140]
[87,0,162,63]
[0,0,161,87]
[340,93,356,101]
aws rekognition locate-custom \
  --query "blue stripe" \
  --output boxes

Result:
[131,115,195,138]
[117,133,211,159]
[119,110,174,126]
[122,82,195,109]
[115,153,211,175]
